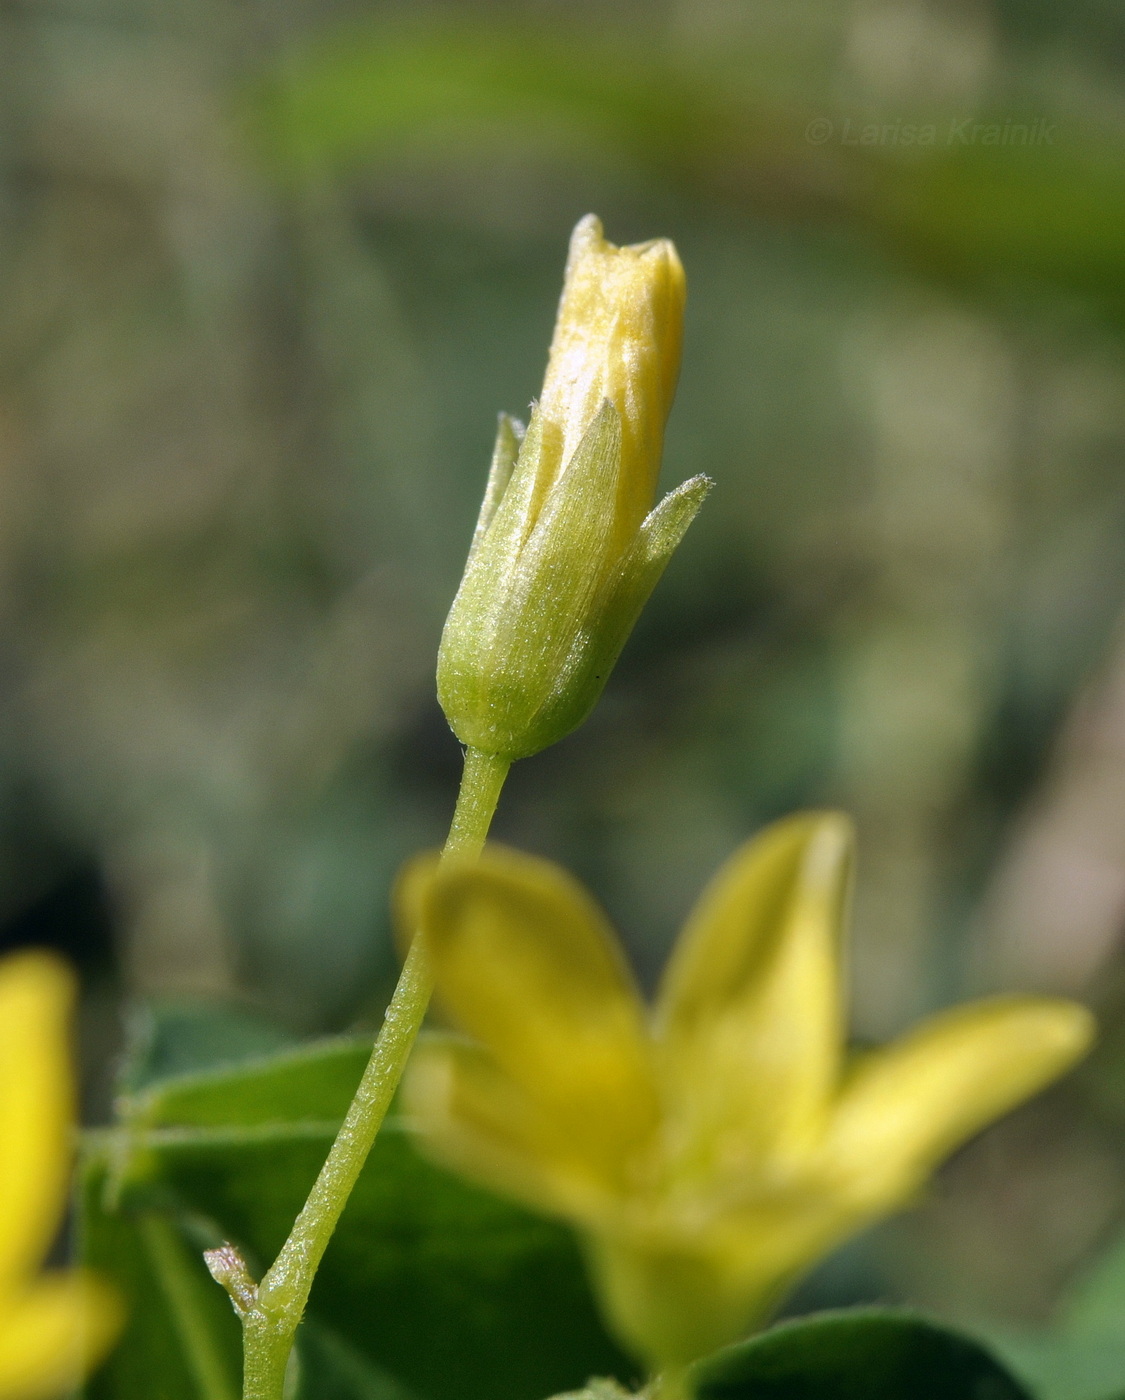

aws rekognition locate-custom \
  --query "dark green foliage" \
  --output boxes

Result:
[80,1162,243,1400]
[81,1019,633,1400]
[691,1309,1034,1400]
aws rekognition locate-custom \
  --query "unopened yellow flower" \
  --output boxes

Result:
[0,952,121,1399]
[438,214,711,761]
[536,213,686,551]
[400,816,1093,1374]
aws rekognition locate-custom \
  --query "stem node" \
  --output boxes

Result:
[204,1243,259,1319]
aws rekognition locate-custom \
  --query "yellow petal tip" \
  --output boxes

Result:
[0,951,75,1014]
[1018,995,1097,1064]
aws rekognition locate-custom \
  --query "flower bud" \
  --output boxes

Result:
[438,215,711,761]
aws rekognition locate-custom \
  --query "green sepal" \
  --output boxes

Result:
[534,471,713,733]
[602,471,713,641]
[469,413,525,561]
[438,402,625,758]
[439,406,710,761]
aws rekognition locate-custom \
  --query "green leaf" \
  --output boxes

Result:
[80,1159,242,1400]
[85,1029,635,1400]
[978,1230,1125,1400]
[691,1309,1034,1400]
[124,1032,373,1133]
[295,1320,416,1400]
[118,1000,297,1094]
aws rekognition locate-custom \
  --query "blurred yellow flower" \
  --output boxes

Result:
[0,952,121,1399]
[437,214,711,761]
[401,815,1094,1374]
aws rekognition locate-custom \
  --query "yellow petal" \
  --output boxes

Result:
[657,814,850,1033]
[826,994,1095,1208]
[401,845,659,1177]
[538,215,685,543]
[586,1230,772,1370]
[654,814,853,1169]
[393,847,432,962]
[0,954,74,1290]
[0,1273,123,1400]
[405,1034,624,1221]
[586,1206,835,1371]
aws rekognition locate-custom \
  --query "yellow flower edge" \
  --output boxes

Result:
[0,952,122,1400]
[400,814,1094,1373]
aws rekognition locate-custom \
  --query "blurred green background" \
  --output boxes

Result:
[3,0,1125,1358]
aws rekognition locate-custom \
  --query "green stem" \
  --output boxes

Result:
[238,747,510,1399]
[443,747,511,860]
[241,1314,291,1400]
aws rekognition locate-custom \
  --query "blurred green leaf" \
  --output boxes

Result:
[295,1320,415,1400]
[82,1002,306,1400]
[81,1161,242,1400]
[119,1001,297,1094]
[867,139,1125,329]
[125,1032,372,1133]
[247,21,724,183]
[981,1231,1125,1400]
[691,1309,1033,1400]
[247,19,1125,330]
[84,1023,635,1400]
